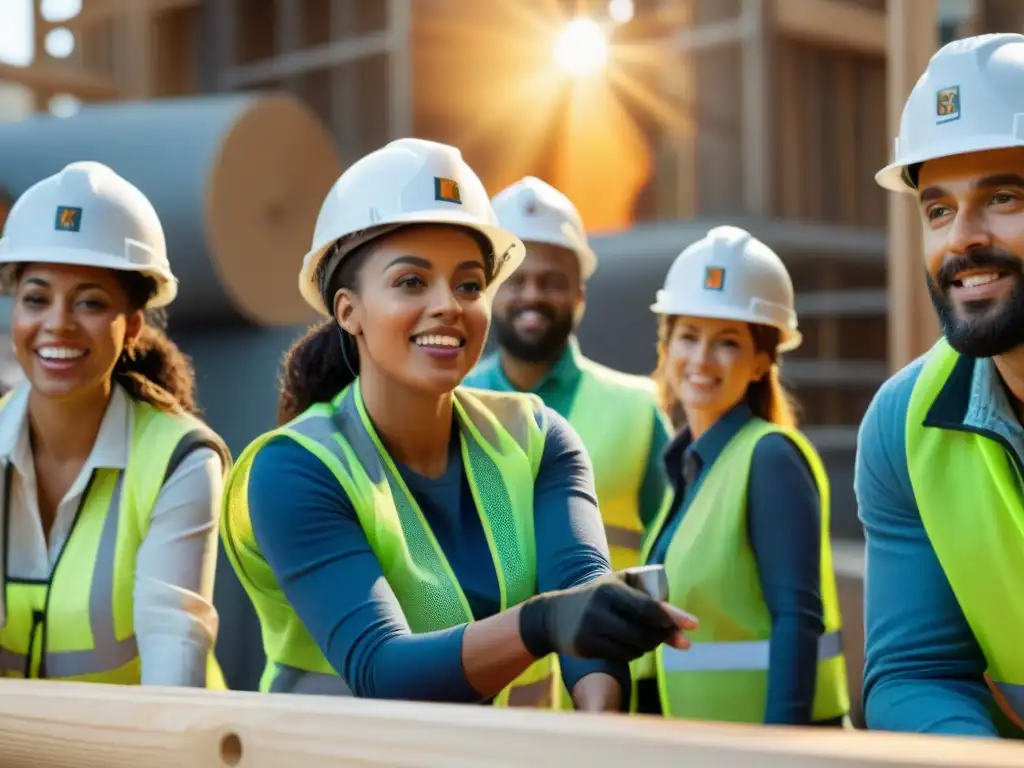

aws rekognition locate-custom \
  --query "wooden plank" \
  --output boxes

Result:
[885,0,941,371]
[2,679,1024,766]
[774,0,886,56]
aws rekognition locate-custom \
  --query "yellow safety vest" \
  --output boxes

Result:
[222,380,564,707]
[567,359,666,571]
[906,338,1024,735]
[0,394,230,687]
[631,418,850,723]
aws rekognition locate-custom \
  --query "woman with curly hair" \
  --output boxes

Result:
[221,138,696,710]
[0,161,229,688]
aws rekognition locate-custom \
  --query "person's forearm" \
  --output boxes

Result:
[562,656,631,711]
[344,604,542,701]
[461,604,538,698]
[865,678,999,737]
[764,614,819,724]
[572,672,623,712]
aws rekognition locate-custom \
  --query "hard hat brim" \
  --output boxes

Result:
[875,134,1024,193]
[649,299,802,352]
[298,211,525,317]
[0,245,178,308]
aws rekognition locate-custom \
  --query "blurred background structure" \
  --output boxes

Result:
[0,0,1017,714]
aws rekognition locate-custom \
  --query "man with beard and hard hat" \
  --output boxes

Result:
[465,177,672,573]
[857,33,1024,738]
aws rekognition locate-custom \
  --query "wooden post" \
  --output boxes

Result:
[885,0,940,372]
[741,0,774,217]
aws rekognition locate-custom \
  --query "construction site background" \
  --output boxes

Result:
[0,0,1016,721]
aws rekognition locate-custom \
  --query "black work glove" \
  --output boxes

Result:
[518,573,683,663]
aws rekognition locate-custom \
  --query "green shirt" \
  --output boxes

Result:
[465,339,671,527]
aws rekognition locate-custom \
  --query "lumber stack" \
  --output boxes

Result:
[0,680,1021,767]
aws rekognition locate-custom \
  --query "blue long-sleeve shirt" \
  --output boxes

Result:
[856,353,1024,738]
[646,402,829,725]
[246,405,628,703]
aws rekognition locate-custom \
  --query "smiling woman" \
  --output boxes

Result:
[636,225,851,727]
[0,160,231,690]
[221,138,695,711]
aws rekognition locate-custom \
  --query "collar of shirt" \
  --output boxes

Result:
[0,380,134,486]
[471,337,584,402]
[968,356,1024,462]
[662,400,754,492]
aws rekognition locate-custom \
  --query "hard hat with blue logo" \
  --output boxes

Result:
[0,161,176,308]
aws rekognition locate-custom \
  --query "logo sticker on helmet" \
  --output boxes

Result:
[936,86,960,124]
[55,205,82,232]
[434,177,462,204]
[703,265,725,291]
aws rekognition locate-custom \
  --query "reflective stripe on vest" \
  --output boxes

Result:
[270,663,352,696]
[659,629,844,672]
[0,470,138,677]
[604,524,643,552]
[636,418,850,723]
[0,396,229,687]
[223,382,562,707]
[567,363,659,571]
[906,339,1024,732]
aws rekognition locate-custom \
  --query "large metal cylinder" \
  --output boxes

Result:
[0,94,341,328]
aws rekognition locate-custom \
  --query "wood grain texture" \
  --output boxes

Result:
[0,679,1022,767]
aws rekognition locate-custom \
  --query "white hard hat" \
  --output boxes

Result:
[876,33,1024,193]
[0,161,176,308]
[490,176,598,280]
[650,225,801,351]
[299,138,524,317]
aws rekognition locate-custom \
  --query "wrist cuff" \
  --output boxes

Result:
[518,596,554,658]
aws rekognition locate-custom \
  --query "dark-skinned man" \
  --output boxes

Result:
[858,32,1024,738]
[465,176,671,573]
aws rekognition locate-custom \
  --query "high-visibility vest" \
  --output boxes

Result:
[631,418,849,723]
[567,359,665,572]
[221,380,563,707]
[0,394,229,687]
[906,338,1024,732]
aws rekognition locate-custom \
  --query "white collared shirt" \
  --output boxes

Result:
[0,382,223,687]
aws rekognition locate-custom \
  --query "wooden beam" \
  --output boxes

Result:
[71,0,199,27]
[0,62,119,99]
[387,0,414,139]
[741,0,774,216]
[220,32,391,89]
[885,0,941,371]
[774,0,886,56]
[3,679,1024,767]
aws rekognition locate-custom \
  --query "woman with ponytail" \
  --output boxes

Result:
[636,225,851,726]
[221,139,696,710]
[0,161,229,688]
